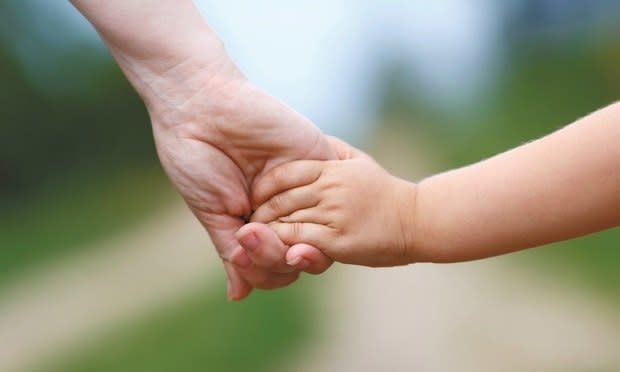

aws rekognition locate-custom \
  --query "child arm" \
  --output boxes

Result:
[414,102,620,262]
[251,102,620,267]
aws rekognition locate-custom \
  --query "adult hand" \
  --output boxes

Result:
[70,0,334,300]
[152,72,336,300]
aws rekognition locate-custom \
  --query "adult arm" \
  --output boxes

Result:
[70,0,334,300]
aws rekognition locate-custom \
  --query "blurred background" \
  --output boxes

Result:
[1,0,620,371]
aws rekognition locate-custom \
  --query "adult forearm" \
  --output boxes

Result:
[70,0,237,112]
[413,102,620,262]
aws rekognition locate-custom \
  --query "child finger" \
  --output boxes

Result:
[286,243,333,274]
[251,185,320,223]
[270,222,332,250]
[279,207,331,225]
[252,160,324,208]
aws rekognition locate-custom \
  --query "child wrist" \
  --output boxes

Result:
[404,179,435,264]
[396,180,422,264]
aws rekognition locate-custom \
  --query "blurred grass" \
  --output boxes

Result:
[38,282,313,372]
[515,229,620,300]
[0,166,173,287]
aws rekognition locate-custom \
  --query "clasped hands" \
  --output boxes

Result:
[71,0,620,305]
[69,0,414,301]
[150,74,417,302]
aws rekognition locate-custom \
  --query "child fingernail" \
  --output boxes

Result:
[287,256,303,266]
[239,231,260,252]
[287,256,310,270]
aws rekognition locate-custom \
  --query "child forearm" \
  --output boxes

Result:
[411,102,620,263]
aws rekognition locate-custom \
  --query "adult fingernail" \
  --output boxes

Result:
[231,250,252,269]
[239,231,260,252]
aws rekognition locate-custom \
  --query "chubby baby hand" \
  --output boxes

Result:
[250,140,418,267]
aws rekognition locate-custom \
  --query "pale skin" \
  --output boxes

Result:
[250,102,620,266]
[69,0,333,300]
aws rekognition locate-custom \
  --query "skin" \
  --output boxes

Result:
[252,103,620,266]
[70,0,333,300]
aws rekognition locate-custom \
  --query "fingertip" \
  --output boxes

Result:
[225,263,253,302]
[286,243,333,275]
[228,278,253,302]
[229,288,252,302]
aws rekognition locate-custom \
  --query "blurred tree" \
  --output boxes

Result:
[0,2,157,208]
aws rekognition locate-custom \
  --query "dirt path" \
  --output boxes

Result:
[0,202,221,372]
[294,262,620,372]
[291,127,620,372]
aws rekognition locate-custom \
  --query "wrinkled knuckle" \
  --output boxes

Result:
[322,178,339,192]
[278,214,293,223]
[269,193,287,214]
[323,202,339,213]
[272,222,297,244]
[291,222,303,238]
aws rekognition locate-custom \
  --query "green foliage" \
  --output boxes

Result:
[0,45,157,200]
[0,3,166,282]
[0,1,157,201]
[458,44,618,163]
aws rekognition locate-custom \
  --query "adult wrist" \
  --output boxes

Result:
[108,38,243,118]
[72,0,242,118]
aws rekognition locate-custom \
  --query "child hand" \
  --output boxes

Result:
[250,142,418,267]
